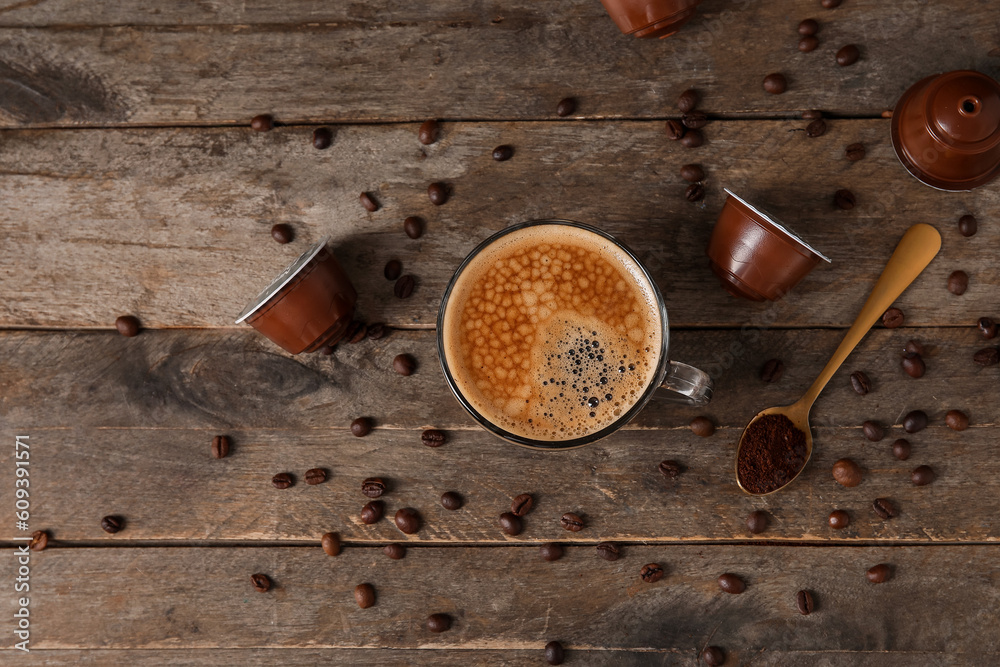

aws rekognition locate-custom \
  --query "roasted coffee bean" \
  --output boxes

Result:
[545,640,565,665]
[836,44,860,66]
[798,36,819,52]
[394,275,416,299]
[701,647,725,666]
[882,307,905,328]
[680,129,704,148]
[822,0,843,7]
[596,541,620,561]
[717,573,746,594]
[904,339,924,356]
[862,420,884,442]
[393,353,416,375]
[272,472,293,489]
[832,458,863,487]
[351,417,373,437]
[796,590,815,615]
[892,438,911,460]
[384,543,406,559]
[850,371,871,395]
[677,88,699,113]
[866,563,891,583]
[361,500,384,524]
[958,214,978,237]
[212,435,231,459]
[418,119,439,145]
[872,497,896,520]
[427,182,448,205]
[682,111,708,129]
[499,512,523,536]
[911,465,935,486]
[685,183,705,202]
[556,97,577,117]
[902,410,928,433]
[640,563,664,583]
[680,164,705,182]
[346,321,368,344]
[251,114,274,132]
[665,120,686,140]
[560,513,584,532]
[312,127,333,149]
[834,188,856,210]
[354,583,376,609]
[511,493,534,517]
[845,142,866,161]
[746,510,768,534]
[305,468,327,485]
[422,429,447,447]
[362,477,386,498]
[806,118,826,137]
[901,353,925,378]
[763,72,787,94]
[802,109,823,120]
[540,543,564,561]
[658,460,684,478]
[798,18,819,35]
[367,323,387,340]
[760,358,785,383]
[360,192,379,212]
[384,260,402,281]
[828,509,850,529]
[30,530,49,551]
[394,508,421,534]
[270,223,293,244]
[321,532,341,556]
[973,347,999,366]
[440,492,463,510]
[250,573,271,592]
[320,345,335,355]
[403,216,423,239]
[427,613,452,633]
[115,315,140,337]
[978,317,998,339]
[690,416,715,437]
[947,270,969,295]
[945,409,969,431]
[492,145,514,161]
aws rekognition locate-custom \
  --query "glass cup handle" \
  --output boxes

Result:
[658,361,714,406]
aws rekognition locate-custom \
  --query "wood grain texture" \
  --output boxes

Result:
[0,1,998,125]
[0,121,995,329]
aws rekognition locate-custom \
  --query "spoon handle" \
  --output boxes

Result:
[800,223,941,408]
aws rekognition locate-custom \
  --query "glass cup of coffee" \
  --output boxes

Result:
[437,220,713,450]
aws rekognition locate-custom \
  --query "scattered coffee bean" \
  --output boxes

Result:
[492,145,514,161]
[427,182,448,205]
[540,543,564,561]
[250,573,271,592]
[658,460,684,478]
[321,532,340,557]
[798,35,819,52]
[665,120,686,140]
[845,142,866,161]
[945,409,969,431]
[902,410,928,433]
[866,563,891,583]
[354,583,376,609]
[640,563,664,583]
[545,640,565,665]
[717,573,746,594]
[29,530,48,551]
[115,315,140,337]
[394,508,421,534]
[212,435,231,459]
[685,183,705,202]
[802,109,823,120]
[360,192,379,212]
[836,44,860,66]
[796,590,815,615]
[351,418,373,437]
[690,416,715,437]
[701,646,725,666]
[384,543,406,559]
[270,223,293,244]
[384,260,402,281]
[973,347,999,366]
[440,492,463,510]
[346,321,368,343]
[596,541,620,561]
[798,18,819,35]
[320,345,335,355]
[958,214,978,237]
[680,164,705,182]
[892,439,911,460]
[850,370,871,395]
[832,458,863,487]
[393,353,416,376]
[427,613,452,633]
[367,323,387,340]
[305,468,327,485]
[901,353,925,378]
[904,339,924,356]
[872,497,897,520]
[394,275,416,299]
[834,188,856,210]
[422,429,446,447]
[746,510,768,534]
[404,216,423,239]
[511,493,534,517]
[806,118,827,137]
[272,472,293,489]
[250,114,274,132]
[361,500,384,525]
[947,270,969,295]
[882,307,905,328]
[499,512,523,536]
[822,0,843,7]
[677,88,698,113]
[682,111,708,129]
[560,512,584,532]
[760,358,785,383]
[556,97,576,117]
[418,119,439,145]
[763,73,787,94]
[978,317,998,339]
[911,465,935,486]
[828,509,850,529]
[312,127,332,149]
[362,477,386,498]
[680,129,704,148]
[862,420,884,442]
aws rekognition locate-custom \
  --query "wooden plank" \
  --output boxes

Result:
[0,1,997,125]
[0,121,995,329]
[5,544,999,657]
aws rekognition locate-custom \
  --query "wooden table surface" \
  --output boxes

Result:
[2,1,999,664]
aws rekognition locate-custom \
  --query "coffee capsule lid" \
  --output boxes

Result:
[723,189,831,263]
[235,236,330,323]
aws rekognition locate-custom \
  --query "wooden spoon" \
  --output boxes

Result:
[735,223,942,495]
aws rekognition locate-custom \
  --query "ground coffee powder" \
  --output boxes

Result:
[737,414,808,494]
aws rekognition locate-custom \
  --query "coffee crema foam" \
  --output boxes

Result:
[442,224,662,441]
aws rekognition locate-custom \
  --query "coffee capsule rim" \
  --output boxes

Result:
[235,236,330,324]
[723,188,831,263]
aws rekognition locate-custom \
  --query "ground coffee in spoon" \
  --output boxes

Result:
[737,414,808,494]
